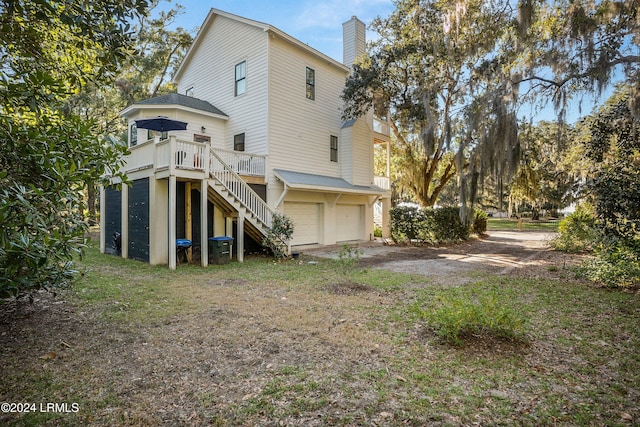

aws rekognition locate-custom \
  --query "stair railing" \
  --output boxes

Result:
[209,148,273,229]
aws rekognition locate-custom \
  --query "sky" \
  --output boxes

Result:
[159,0,395,63]
[156,0,612,123]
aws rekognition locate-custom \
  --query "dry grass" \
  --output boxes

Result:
[1,243,639,426]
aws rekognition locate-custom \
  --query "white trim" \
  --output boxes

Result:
[121,103,228,121]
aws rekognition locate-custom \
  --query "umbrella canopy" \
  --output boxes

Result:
[135,116,188,132]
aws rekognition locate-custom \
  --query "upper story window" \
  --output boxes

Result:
[330,135,338,162]
[235,61,246,96]
[306,67,315,100]
[234,133,245,151]
[130,123,137,147]
[185,87,194,97]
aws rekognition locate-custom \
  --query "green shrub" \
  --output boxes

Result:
[472,209,488,235]
[262,213,295,258]
[578,239,640,288]
[410,284,528,345]
[373,225,383,238]
[390,205,470,244]
[550,209,597,253]
[337,243,363,274]
[431,207,470,242]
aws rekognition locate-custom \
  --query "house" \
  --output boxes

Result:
[100,9,392,269]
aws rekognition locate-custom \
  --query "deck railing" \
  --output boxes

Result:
[209,148,273,228]
[151,138,266,178]
[374,175,391,190]
[174,139,208,170]
[214,148,266,176]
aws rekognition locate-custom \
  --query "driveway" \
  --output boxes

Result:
[304,231,581,284]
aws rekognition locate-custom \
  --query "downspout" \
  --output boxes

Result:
[275,182,289,208]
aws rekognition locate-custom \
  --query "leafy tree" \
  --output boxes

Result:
[342,0,521,217]
[514,0,640,119]
[557,87,640,287]
[344,0,638,223]
[115,1,194,105]
[509,121,580,218]
[0,0,148,299]
[64,1,193,224]
[584,89,640,249]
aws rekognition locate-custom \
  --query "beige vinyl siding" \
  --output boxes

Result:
[339,127,354,184]
[176,15,269,155]
[350,118,374,186]
[267,35,348,178]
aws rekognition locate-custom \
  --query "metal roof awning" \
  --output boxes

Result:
[273,169,386,195]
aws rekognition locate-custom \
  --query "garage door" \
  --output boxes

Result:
[284,202,320,245]
[336,204,364,242]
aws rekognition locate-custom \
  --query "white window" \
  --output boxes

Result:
[130,123,137,147]
[235,61,246,96]
[306,67,315,100]
[330,135,338,162]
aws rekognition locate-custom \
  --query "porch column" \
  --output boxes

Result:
[169,175,177,270]
[201,179,208,267]
[185,182,192,261]
[382,197,391,238]
[386,140,391,178]
[99,185,105,254]
[121,184,129,260]
[237,210,244,262]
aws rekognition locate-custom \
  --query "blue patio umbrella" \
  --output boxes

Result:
[135,116,188,132]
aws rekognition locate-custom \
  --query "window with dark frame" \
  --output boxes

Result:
[330,135,338,162]
[186,87,194,97]
[306,67,315,100]
[130,123,137,147]
[234,133,245,151]
[235,61,246,96]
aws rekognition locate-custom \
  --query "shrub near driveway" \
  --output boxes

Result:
[0,243,639,426]
[390,205,470,244]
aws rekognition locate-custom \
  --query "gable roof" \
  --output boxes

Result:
[173,8,349,83]
[121,93,228,119]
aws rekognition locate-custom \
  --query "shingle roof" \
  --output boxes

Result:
[274,169,385,195]
[137,93,227,117]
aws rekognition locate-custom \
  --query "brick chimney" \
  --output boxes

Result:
[342,16,366,68]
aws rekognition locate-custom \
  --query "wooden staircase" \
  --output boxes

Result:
[207,149,288,254]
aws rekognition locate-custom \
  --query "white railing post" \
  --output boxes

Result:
[169,135,177,175]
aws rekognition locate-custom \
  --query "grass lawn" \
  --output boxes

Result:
[488,217,560,232]
[1,241,638,426]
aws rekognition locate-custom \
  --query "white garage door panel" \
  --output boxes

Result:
[336,204,364,242]
[284,202,320,245]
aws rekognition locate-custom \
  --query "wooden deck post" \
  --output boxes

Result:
[201,179,208,267]
[185,182,192,262]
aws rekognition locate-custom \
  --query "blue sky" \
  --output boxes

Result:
[160,0,395,62]
[158,0,610,123]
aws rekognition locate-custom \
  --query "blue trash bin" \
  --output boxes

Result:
[176,239,192,264]
[208,236,234,264]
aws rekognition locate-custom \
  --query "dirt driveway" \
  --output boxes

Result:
[305,231,580,284]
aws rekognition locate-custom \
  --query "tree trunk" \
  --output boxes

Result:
[87,183,97,226]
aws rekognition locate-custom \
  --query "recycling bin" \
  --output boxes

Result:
[208,236,234,264]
